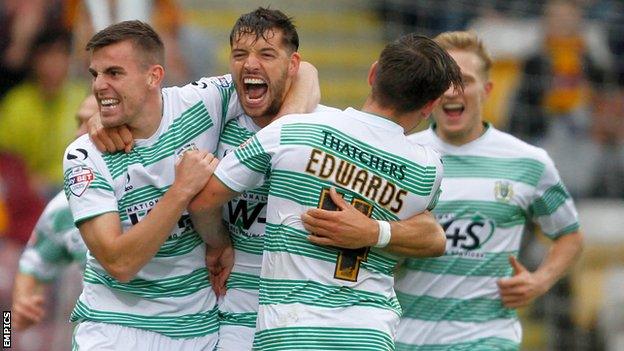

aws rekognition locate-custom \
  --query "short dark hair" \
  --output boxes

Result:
[85,20,164,67]
[372,33,463,114]
[229,7,299,53]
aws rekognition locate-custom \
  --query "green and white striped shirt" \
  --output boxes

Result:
[216,106,338,349]
[62,75,241,340]
[19,191,87,281]
[215,107,444,351]
[395,124,579,351]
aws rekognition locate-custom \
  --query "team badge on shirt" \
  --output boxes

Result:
[67,166,94,197]
[494,181,514,203]
[175,143,199,161]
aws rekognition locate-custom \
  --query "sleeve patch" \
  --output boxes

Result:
[67,166,95,197]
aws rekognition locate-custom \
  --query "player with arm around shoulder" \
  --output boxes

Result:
[64,21,243,351]
[189,33,462,351]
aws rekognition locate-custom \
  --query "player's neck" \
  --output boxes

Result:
[361,99,401,125]
[128,91,164,140]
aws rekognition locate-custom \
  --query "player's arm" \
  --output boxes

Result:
[497,153,584,308]
[497,230,583,308]
[78,151,217,282]
[87,112,134,153]
[188,176,239,245]
[188,176,241,296]
[277,61,320,116]
[303,188,446,257]
[11,273,46,331]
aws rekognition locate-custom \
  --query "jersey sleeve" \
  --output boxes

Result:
[18,208,75,281]
[63,141,118,225]
[529,153,580,239]
[214,121,282,193]
[425,147,444,211]
[191,74,243,133]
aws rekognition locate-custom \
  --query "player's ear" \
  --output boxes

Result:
[367,61,378,86]
[147,65,165,88]
[421,97,441,117]
[288,51,301,77]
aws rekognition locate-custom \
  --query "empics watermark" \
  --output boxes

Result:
[2,311,10,348]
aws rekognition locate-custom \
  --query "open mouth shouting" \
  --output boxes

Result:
[242,77,269,108]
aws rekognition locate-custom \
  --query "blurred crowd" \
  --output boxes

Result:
[0,0,622,350]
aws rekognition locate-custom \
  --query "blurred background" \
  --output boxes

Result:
[0,0,622,350]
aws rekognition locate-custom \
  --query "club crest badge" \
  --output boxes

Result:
[67,166,94,197]
[494,181,514,203]
[175,143,199,160]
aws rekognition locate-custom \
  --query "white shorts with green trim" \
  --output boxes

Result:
[72,321,217,351]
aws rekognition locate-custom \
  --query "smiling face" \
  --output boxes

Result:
[88,40,155,129]
[230,29,300,127]
[431,49,492,145]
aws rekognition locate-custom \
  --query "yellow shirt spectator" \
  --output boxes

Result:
[0,81,87,191]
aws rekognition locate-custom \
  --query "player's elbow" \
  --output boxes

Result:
[101,261,136,283]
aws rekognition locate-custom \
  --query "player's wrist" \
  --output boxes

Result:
[374,220,392,248]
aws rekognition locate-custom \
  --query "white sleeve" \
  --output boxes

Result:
[214,121,282,193]
[530,153,580,239]
[192,74,243,131]
[63,142,118,225]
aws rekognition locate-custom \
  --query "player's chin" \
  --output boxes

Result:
[241,102,269,119]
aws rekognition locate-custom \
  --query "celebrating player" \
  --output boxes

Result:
[189,33,461,350]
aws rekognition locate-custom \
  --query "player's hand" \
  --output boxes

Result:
[12,294,45,331]
[496,256,547,308]
[88,112,133,153]
[173,151,219,201]
[302,187,377,249]
[206,244,234,297]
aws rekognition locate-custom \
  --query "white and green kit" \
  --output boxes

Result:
[215,108,443,351]
[19,191,87,280]
[62,75,241,345]
[216,106,337,350]
[395,125,580,351]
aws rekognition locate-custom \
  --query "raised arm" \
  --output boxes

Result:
[302,188,446,257]
[276,61,321,116]
[78,151,217,282]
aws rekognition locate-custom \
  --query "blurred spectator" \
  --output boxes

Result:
[376,0,477,39]
[0,29,87,198]
[72,0,207,85]
[0,0,71,99]
[508,0,610,197]
[589,86,624,197]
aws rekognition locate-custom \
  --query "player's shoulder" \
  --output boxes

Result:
[406,138,444,168]
[163,74,234,105]
[488,128,551,162]
[280,105,344,124]
[35,191,74,236]
[64,134,102,163]
[45,191,71,213]
[407,128,436,145]
[313,104,341,113]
